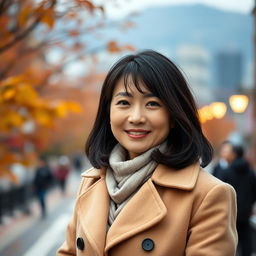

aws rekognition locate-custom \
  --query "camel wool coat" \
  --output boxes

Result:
[57,162,238,256]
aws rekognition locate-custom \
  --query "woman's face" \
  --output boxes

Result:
[110,77,171,159]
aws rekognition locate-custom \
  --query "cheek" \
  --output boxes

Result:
[110,107,124,130]
[152,112,171,130]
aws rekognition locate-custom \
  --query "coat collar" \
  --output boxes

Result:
[152,162,200,190]
[81,167,102,178]
[82,161,201,191]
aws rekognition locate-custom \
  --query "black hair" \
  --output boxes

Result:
[85,50,213,169]
[231,145,244,158]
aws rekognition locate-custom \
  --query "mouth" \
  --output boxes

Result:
[125,129,150,139]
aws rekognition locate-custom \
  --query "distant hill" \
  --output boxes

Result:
[101,4,253,85]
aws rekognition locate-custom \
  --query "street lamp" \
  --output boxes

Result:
[210,102,227,119]
[229,94,249,113]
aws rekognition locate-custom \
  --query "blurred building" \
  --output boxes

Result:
[176,45,213,105]
[214,50,243,100]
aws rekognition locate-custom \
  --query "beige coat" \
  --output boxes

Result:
[57,162,237,256]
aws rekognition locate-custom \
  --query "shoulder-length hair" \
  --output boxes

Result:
[85,50,213,169]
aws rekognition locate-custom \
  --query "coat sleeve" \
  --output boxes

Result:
[186,183,238,256]
[56,177,92,256]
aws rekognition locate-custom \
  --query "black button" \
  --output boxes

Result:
[142,238,154,252]
[76,237,85,250]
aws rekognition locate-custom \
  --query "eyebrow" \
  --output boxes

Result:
[114,91,156,98]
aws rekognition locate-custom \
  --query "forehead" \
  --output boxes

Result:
[112,76,150,95]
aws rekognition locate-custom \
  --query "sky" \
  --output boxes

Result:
[102,0,255,18]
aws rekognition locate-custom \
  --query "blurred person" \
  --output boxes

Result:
[33,155,53,219]
[224,145,256,256]
[212,140,233,181]
[57,50,237,256]
[10,158,32,215]
[72,153,83,173]
[54,155,70,195]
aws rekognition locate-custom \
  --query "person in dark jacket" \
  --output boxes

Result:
[212,140,233,181]
[34,156,53,219]
[224,145,256,256]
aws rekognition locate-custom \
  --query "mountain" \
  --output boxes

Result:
[109,4,252,57]
[100,4,253,85]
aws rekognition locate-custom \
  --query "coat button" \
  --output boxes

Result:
[142,238,154,252]
[76,237,85,250]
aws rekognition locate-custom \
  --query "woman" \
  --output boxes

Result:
[57,50,237,256]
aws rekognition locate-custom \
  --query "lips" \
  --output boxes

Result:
[125,129,150,139]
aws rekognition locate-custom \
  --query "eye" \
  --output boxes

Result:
[146,101,161,107]
[116,100,130,106]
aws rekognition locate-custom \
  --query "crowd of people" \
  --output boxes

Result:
[0,153,84,222]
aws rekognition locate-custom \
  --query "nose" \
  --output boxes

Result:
[128,106,146,124]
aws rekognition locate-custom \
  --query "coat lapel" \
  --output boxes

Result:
[105,178,167,253]
[77,169,109,256]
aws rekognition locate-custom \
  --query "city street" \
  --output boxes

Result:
[0,170,81,256]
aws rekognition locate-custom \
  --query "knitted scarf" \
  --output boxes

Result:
[106,142,167,227]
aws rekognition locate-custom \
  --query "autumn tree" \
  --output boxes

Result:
[0,0,134,181]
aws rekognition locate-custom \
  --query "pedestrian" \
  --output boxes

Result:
[33,155,53,219]
[54,155,70,195]
[223,144,256,256]
[212,140,233,181]
[72,153,83,173]
[57,50,237,256]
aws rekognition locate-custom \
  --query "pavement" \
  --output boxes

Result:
[0,170,81,256]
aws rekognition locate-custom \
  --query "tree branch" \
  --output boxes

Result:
[0,0,57,55]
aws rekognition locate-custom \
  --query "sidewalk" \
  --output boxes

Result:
[0,170,81,252]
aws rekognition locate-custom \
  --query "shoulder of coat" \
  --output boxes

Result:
[196,167,227,193]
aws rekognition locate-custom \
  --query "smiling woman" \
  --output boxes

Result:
[57,50,238,256]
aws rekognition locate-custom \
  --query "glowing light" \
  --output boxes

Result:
[210,102,227,119]
[229,95,249,113]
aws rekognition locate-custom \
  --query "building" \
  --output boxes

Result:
[214,50,243,100]
[176,45,213,106]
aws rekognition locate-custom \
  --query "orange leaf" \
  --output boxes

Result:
[33,108,53,126]
[69,30,80,37]
[18,5,32,28]
[2,86,16,100]
[107,41,121,53]
[75,0,95,13]
[41,8,55,29]
[0,75,24,87]
[67,12,77,19]
[65,102,81,113]
[54,103,68,118]
[4,111,24,127]
[15,84,38,104]
[123,44,136,51]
